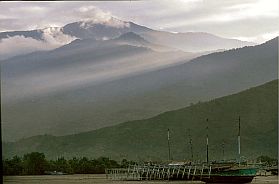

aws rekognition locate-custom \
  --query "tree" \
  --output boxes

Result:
[3,156,23,175]
[53,157,73,174]
[257,155,278,166]
[68,157,79,173]
[3,153,129,175]
[23,152,47,175]
[121,159,129,168]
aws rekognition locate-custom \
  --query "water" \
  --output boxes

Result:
[3,174,278,184]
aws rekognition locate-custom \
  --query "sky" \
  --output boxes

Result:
[0,0,278,43]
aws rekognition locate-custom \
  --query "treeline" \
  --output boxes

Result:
[3,152,277,176]
[256,155,278,166]
[3,152,135,175]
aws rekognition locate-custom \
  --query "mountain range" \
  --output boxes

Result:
[1,34,277,141]
[3,80,277,161]
[0,17,254,58]
[0,17,277,143]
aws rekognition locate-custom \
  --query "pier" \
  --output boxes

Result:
[106,163,212,181]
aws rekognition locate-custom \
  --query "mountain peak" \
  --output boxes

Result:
[263,36,278,45]
[78,17,130,29]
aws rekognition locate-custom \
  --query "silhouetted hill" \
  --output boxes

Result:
[3,80,278,161]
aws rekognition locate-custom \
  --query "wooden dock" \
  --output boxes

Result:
[106,164,212,181]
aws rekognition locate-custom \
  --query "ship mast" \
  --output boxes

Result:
[222,139,225,161]
[167,128,171,161]
[206,118,209,165]
[238,116,241,166]
[188,129,194,161]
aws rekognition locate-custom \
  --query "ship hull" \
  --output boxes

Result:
[201,176,254,183]
[201,167,257,183]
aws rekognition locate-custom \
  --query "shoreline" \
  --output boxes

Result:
[3,174,278,184]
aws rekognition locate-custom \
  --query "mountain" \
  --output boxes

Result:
[1,33,195,141]
[114,32,177,52]
[141,31,255,52]
[116,32,148,42]
[61,18,151,40]
[1,33,194,90]
[51,19,256,52]
[0,17,255,56]
[1,37,277,141]
[3,80,277,161]
[0,29,44,41]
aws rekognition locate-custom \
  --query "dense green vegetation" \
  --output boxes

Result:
[2,152,126,175]
[256,155,278,166]
[3,80,278,161]
[2,152,277,176]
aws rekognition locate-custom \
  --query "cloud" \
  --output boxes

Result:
[0,2,127,32]
[94,0,278,43]
[76,5,112,20]
[41,27,76,45]
[0,36,50,60]
[0,30,76,60]
[0,1,278,43]
[3,47,192,101]
[233,31,279,43]
[80,17,130,29]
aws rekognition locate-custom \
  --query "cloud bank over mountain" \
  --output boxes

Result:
[0,0,277,60]
[0,16,255,60]
[0,28,76,59]
[0,1,277,43]
[0,36,49,59]
[0,2,125,32]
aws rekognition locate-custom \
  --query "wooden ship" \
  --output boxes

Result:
[106,116,258,183]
